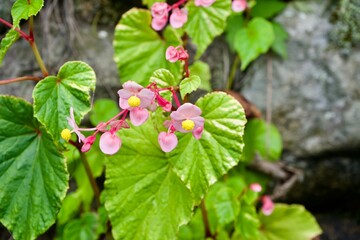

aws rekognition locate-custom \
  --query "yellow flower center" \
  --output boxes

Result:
[61,129,72,141]
[128,96,141,107]
[182,119,195,131]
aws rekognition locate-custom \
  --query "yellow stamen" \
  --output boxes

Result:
[128,96,141,107]
[61,129,72,141]
[182,119,195,131]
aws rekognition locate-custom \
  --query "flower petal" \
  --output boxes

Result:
[158,132,178,152]
[129,108,149,126]
[170,103,202,120]
[138,88,155,108]
[192,126,204,139]
[119,97,130,109]
[99,132,122,155]
[123,81,144,93]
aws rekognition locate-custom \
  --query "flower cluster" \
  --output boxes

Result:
[151,2,188,31]
[232,0,247,12]
[62,81,205,155]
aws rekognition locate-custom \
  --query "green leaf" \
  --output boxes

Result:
[89,99,119,126]
[11,0,44,27]
[33,61,96,145]
[0,96,69,240]
[170,92,247,201]
[180,75,201,99]
[150,68,179,88]
[105,125,194,240]
[234,202,260,240]
[235,17,275,70]
[185,0,231,58]
[259,204,322,240]
[142,0,164,8]
[0,29,20,64]
[243,119,282,162]
[205,182,240,228]
[57,192,82,226]
[189,61,212,91]
[178,209,205,240]
[114,8,183,85]
[225,13,245,52]
[62,213,99,240]
[271,22,288,59]
[250,0,286,19]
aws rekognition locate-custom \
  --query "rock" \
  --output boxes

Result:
[241,0,360,157]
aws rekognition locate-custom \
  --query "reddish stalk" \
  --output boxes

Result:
[169,0,188,10]
[0,18,31,41]
[0,76,42,85]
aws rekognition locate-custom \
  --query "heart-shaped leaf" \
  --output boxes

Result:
[33,61,96,145]
[179,75,201,99]
[11,0,44,27]
[0,96,68,240]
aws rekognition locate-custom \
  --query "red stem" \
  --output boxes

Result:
[169,0,188,10]
[184,59,190,78]
[0,76,41,85]
[0,18,31,41]
[171,89,181,107]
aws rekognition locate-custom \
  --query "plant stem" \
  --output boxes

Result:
[0,17,49,77]
[0,76,42,85]
[200,200,212,238]
[226,55,240,90]
[169,0,188,10]
[0,17,31,41]
[80,151,101,207]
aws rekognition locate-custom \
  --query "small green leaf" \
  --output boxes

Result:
[234,202,261,240]
[271,22,288,59]
[180,75,201,99]
[11,0,44,27]
[33,61,96,145]
[189,61,212,91]
[142,0,165,8]
[114,8,183,85]
[57,192,82,226]
[0,96,69,240]
[0,29,20,64]
[235,17,275,70]
[150,68,179,88]
[170,92,247,201]
[243,119,282,162]
[62,213,99,240]
[250,0,287,19]
[185,0,231,58]
[259,204,322,240]
[90,99,119,126]
[105,130,194,240]
[178,209,205,240]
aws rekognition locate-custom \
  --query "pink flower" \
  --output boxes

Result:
[99,132,121,155]
[118,81,155,126]
[170,103,205,139]
[158,132,178,152]
[194,0,216,7]
[169,8,188,28]
[151,2,169,18]
[152,14,168,31]
[250,183,262,192]
[67,107,85,142]
[232,0,247,12]
[166,46,179,62]
[261,196,274,216]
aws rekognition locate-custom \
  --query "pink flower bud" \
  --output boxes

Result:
[194,0,216,7]
[81,135,96,152]
[249,183,262,192]
[99,132,122,155]
[261,196,274,216]
[232,0,247,12]
[151,2,169,18]
[177,46,189,61]
[158,132,178,152]
[156,94,172,112]
[169,8,188,29]
[166,46,180,62]
[151,14,169,31]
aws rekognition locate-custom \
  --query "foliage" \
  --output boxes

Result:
[0,0,322,240]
